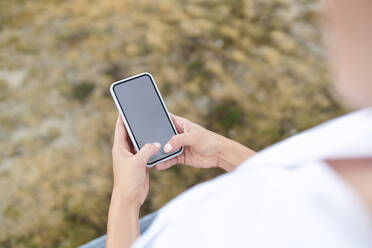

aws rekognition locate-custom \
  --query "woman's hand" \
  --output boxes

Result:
[111,115,161,207]
[107,116,161,248]
[156,113,256,172]
[106,114,254,248]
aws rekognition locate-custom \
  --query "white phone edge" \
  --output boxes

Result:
[110,72,184,168]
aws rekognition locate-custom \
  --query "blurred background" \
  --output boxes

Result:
[0,0,348,247]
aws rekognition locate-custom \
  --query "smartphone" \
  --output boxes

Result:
[110,72,183,167]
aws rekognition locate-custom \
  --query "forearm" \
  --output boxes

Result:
[106,192,140,248]
[215,134,256,172]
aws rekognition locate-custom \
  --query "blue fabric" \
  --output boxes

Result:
[79,211,158,248]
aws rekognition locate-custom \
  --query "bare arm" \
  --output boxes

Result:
[106,116,160,248]
[106,194,140,248]
[155,113,256,172]
[215,133,256,172]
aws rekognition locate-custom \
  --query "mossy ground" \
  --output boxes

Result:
[0,0,346,247]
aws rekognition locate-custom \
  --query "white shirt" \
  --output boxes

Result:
[133,108,372,248]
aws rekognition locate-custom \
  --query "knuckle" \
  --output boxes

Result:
[171,137,179,146]
[141,143,150,150]
[132,155,139,162]
[145,143,154,150]
[141,144,154,154]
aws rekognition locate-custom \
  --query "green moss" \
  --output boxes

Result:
[0,116,16,129]
[71,81,95,102]
[0,79,8,101]
[56,29,91,46]
[15,43,38,54]
[187,60,204,73]
[208,99,244,133]
[3,205,20,219]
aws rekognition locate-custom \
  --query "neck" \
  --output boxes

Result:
[326,157,372,211]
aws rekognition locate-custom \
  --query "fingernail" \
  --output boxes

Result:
[164,143,172,153]
[153,142,161,149]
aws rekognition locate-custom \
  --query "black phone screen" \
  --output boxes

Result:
[112,74,181,165]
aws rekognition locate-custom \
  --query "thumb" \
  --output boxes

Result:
[164,133,194,153]
[135,143,161,163]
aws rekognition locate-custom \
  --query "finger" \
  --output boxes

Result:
[155,157,179,170]
[163,133,193,153]
[169,113,188,133]
[135,143,161,163]
[113,115,131,152]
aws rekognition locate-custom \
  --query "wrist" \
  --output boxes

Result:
[107,189,141,248]
[111,189,142,213]
[214,134,235,172]
[215,134,255,172]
